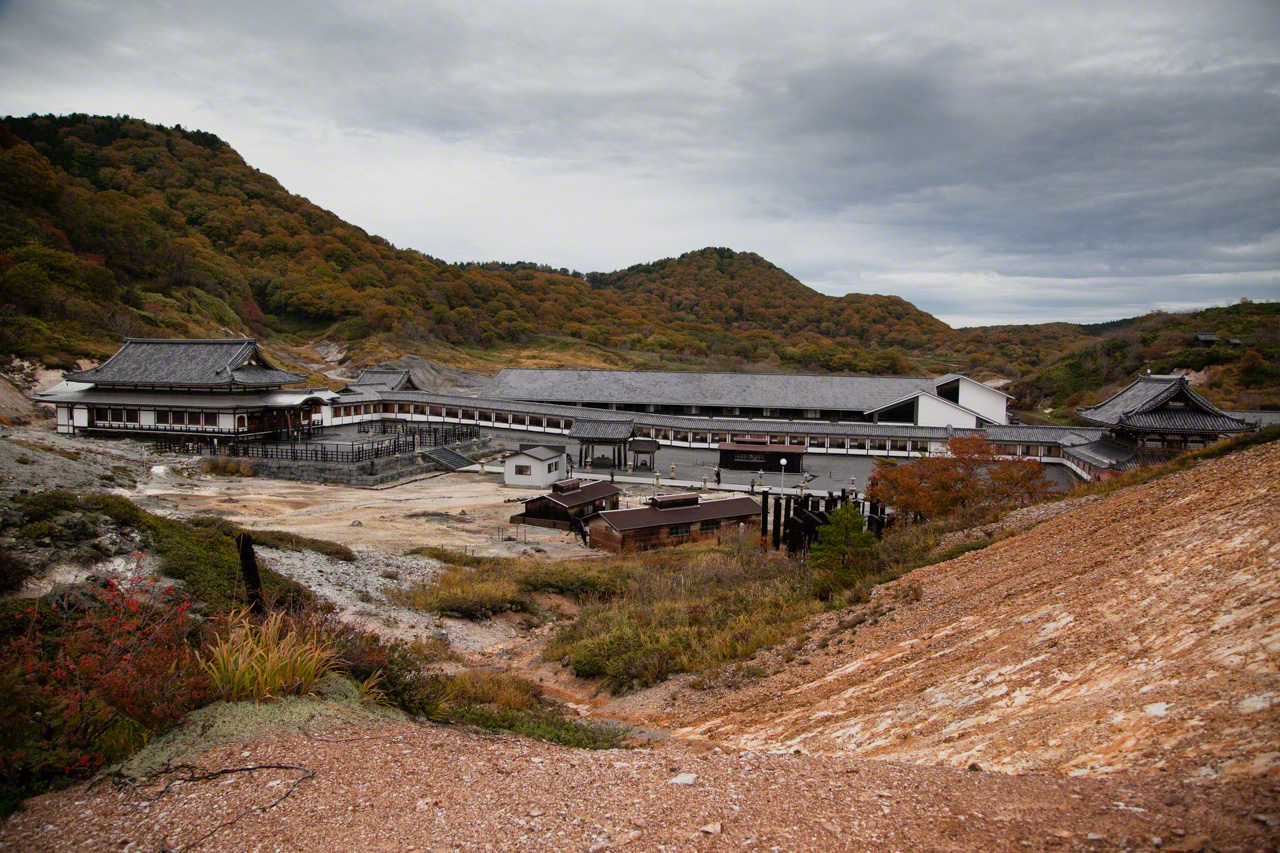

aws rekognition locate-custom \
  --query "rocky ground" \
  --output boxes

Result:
[3,421,1279,850]
[667,441,1280,784]
[3,719,1276,852]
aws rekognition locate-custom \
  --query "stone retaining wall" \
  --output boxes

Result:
[213,437,491,487]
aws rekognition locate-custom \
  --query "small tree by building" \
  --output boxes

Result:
[810,503,879,599]
[867,435,1048,522]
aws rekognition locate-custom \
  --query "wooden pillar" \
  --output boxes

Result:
[235,532,265,614]
[784,494,793,522]
[759,489,770,539]
[772,495,782,549]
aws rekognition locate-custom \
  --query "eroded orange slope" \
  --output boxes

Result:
[680,441,1280,780]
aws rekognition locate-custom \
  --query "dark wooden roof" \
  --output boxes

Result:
[65,339,304,388]
[1076,375,1251,434]
[569,418,635,441]
[595,496,761,532]
[528,480,621,509]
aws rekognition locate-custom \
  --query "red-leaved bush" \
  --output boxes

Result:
[0,557,211,813]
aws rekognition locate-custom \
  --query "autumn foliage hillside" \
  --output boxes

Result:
[0,113,952,374]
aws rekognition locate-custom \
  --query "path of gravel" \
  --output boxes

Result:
[3,720,1276,852]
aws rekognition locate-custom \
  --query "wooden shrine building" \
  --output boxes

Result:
[569,418,635,469]
[40,339,336,441]
[1075,374,1252,453]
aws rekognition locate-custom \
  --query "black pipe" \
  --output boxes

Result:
[759,489,770,539]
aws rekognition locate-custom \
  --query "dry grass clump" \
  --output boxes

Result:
[398,542,825,694]
[446,669,542,711]
[544,548,821,693]
[201,609,337,701]
[391,566,527,619]
[4,438,80,460]
[201,456,255,476]
[248,528,357,563]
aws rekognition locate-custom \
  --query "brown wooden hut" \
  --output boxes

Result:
[588,494,760,552]
[510,479,622,530]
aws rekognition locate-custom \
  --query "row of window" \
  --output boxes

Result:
[667,519,732,537]
[332,402,574,430]
[92,409,224,427]
[639,427,932,452]
[155,410,221,427]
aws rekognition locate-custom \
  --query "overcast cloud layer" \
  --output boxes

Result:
[1,0,1278,325]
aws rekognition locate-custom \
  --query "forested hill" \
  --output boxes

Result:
[1011,302,1280,412]
[0,113,957,375]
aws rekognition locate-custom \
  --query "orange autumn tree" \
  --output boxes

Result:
[867,435,1049,522]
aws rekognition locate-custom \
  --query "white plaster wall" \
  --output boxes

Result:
[72,406,88,427]
[503,454,567,488]
[956,379,1010,424]
[917,394,979,428]
[218,412,234,431]
[140,410,156,426]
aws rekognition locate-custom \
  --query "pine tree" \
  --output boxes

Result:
[810,503,879,597]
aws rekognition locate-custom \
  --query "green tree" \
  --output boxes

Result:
[810,503,879,599]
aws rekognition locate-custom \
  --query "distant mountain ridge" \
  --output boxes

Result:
[0,113,954,376]
[1,113,1272,403]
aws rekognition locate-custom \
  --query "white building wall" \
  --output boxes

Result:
[956,379,1010,424]
[503,452,568,488]
[916,394,979,428]
[72,406,88,428]
[140,410,156,426]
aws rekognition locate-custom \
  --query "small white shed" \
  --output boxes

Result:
[503,446,568,488]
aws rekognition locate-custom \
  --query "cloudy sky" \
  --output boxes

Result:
[1,1,1278,326]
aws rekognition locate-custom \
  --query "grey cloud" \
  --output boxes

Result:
[0,0,1277,324]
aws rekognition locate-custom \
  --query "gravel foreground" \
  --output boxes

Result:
[2,720,1276,853]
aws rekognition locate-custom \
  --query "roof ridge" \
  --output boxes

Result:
[121,337,257,343]
[494,367,932,381]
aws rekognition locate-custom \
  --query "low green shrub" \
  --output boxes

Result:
[9,492,310,614]
[0,548,32,592]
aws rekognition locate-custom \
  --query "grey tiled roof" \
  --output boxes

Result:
[1076,375,1250,434]
[65,339,304,388]
[569,418,635,441]
[482,368,940,412]
[331,387,1107,444]
[351,368,416,390]
[1063,440,1140,470]
[34,385,335,409]
[509,446,564,461]
[984,425,1107,444]
[1230,410,1280,428]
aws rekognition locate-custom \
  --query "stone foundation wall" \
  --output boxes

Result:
[212,437,491,487]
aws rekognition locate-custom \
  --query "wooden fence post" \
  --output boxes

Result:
[235,532,265,613]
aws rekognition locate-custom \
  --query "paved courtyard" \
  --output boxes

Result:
[478,427,1077,495]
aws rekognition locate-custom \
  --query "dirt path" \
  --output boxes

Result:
[4,719,1276,852]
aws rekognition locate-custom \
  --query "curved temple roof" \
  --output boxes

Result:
[1076,375,1251,434]
[64,339,305,388]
